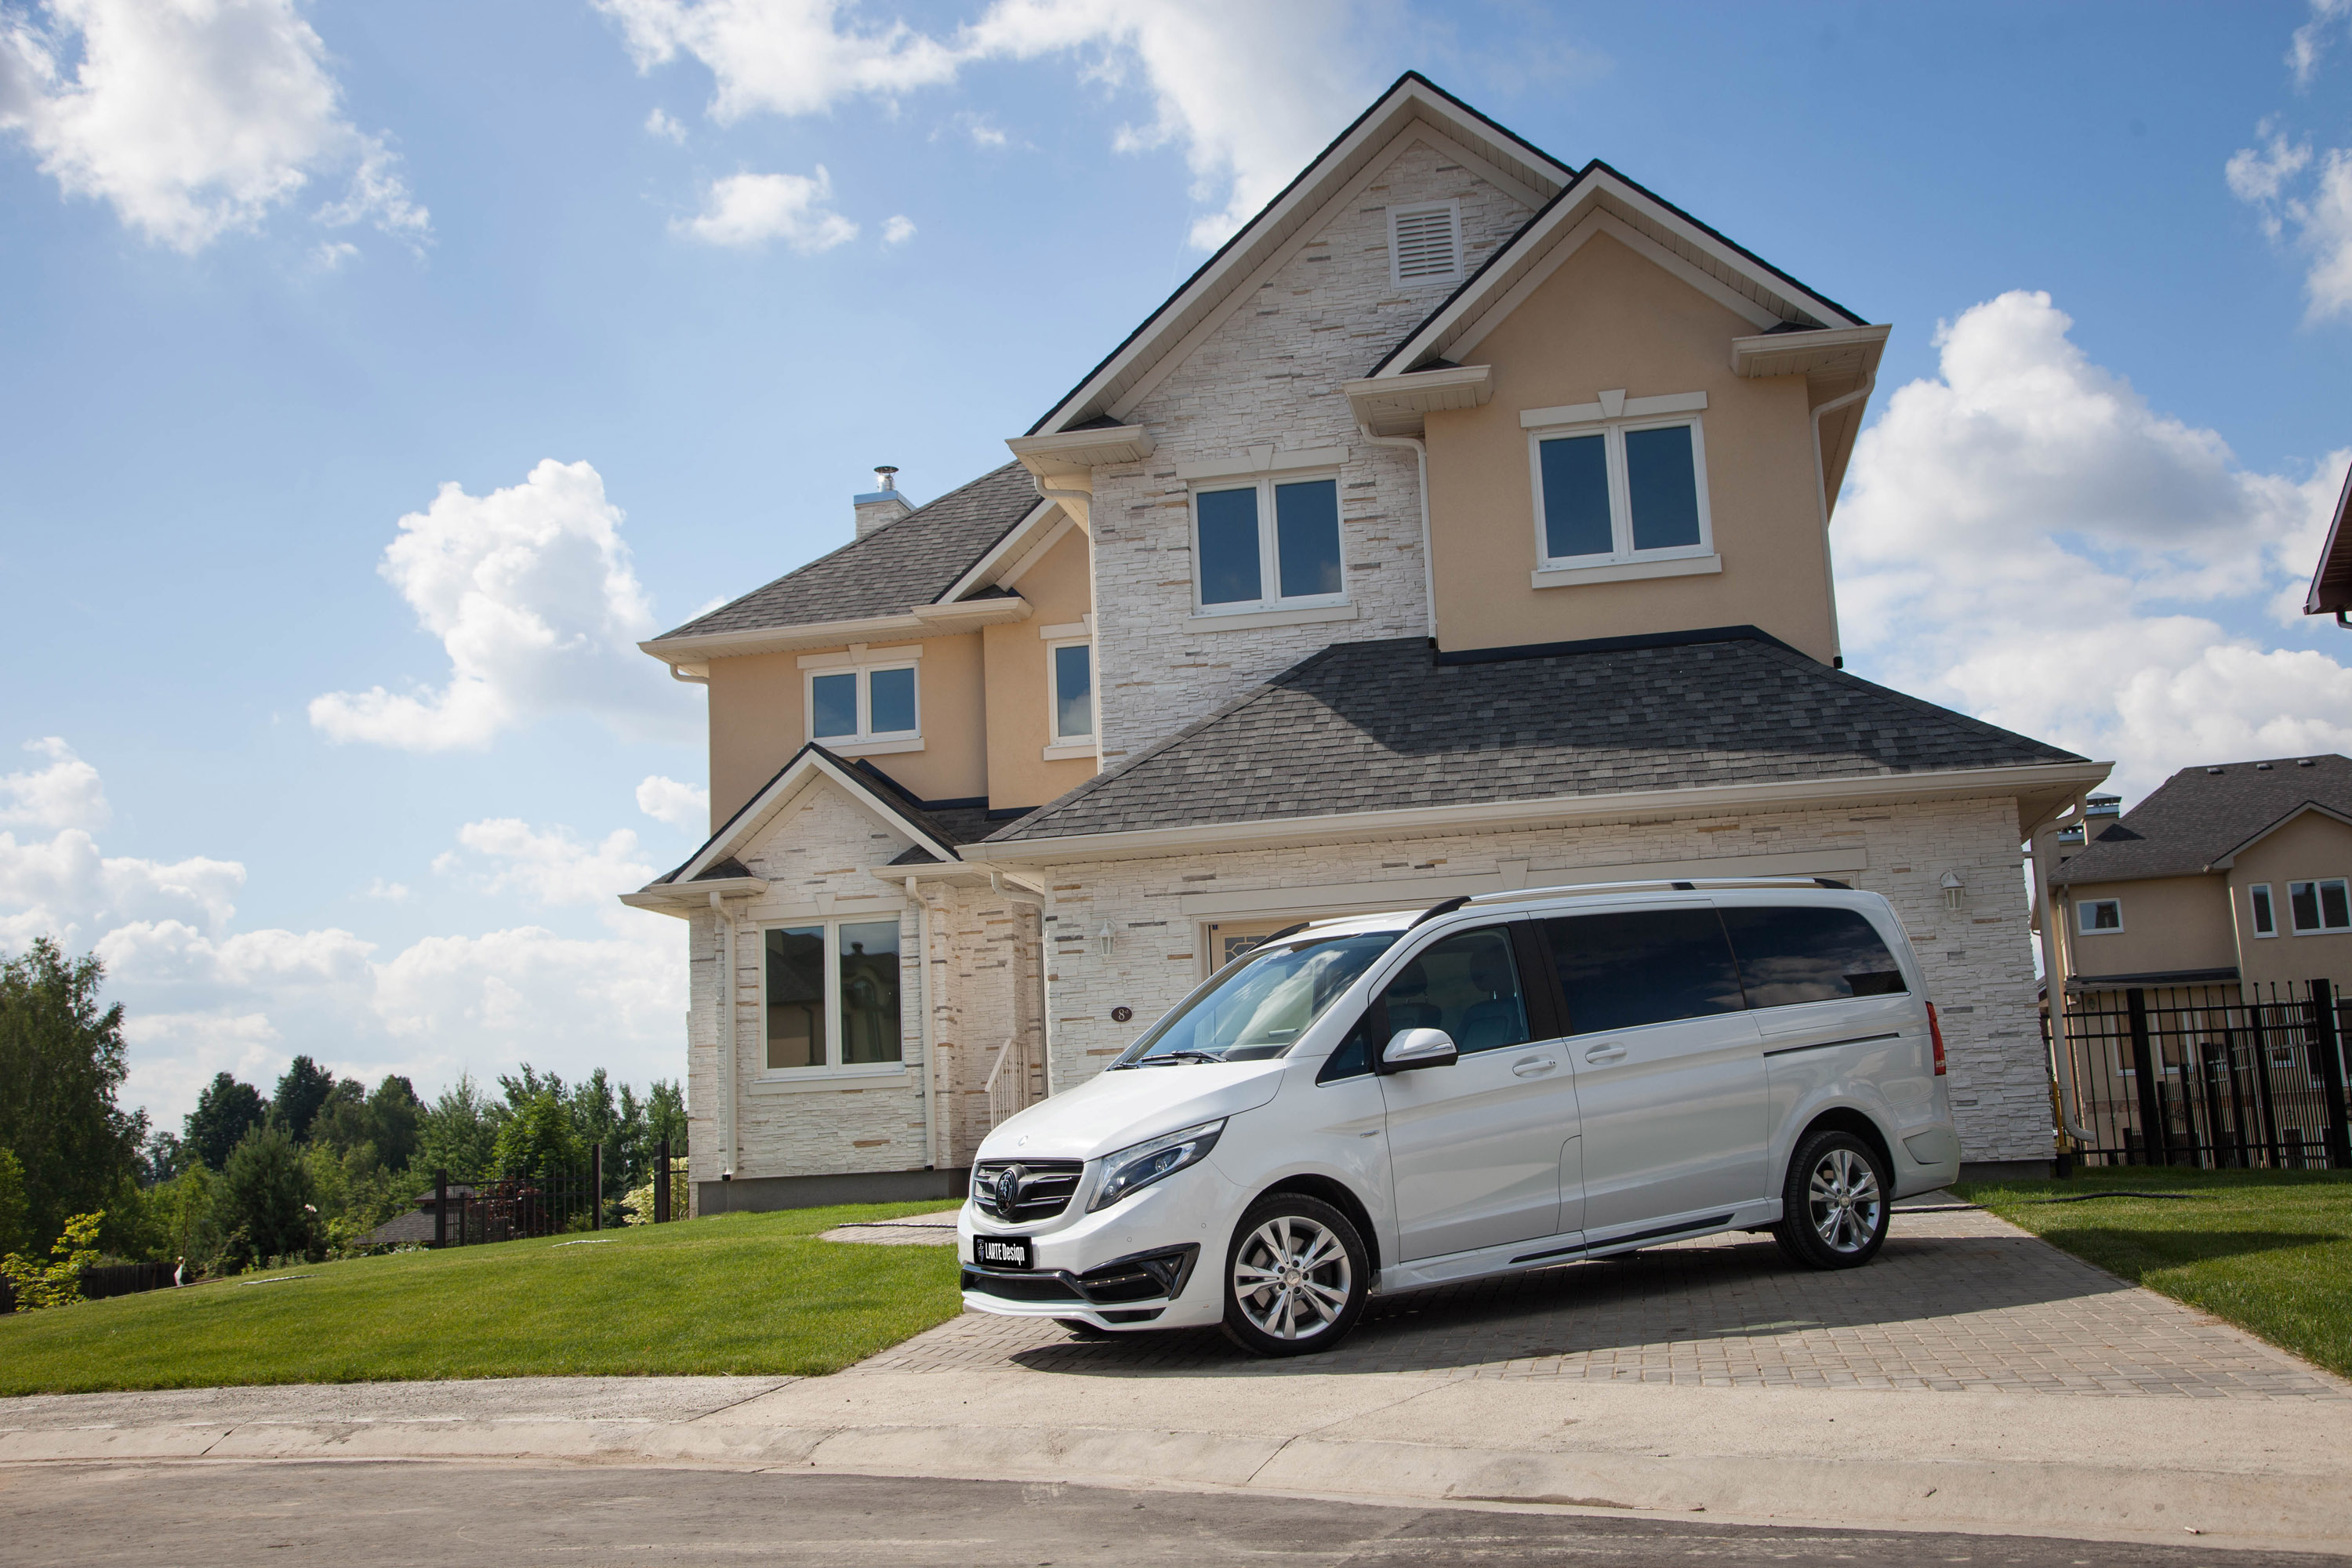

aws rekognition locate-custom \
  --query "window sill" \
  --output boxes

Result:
[1530,554,1721,590]
[1184,602,1359,633]
[749,1068,909,1095]
[1042,741,1097,761]
[814,735,924,757]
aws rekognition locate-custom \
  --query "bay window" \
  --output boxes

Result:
[763,918,903,1073]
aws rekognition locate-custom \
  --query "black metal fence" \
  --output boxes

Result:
[2055,978,2352,1169]
[428,1138,688,1247]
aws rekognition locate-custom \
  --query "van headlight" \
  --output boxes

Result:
[1087,1120,1225,1212]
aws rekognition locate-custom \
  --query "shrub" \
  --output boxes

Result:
[2,1210,104,1311]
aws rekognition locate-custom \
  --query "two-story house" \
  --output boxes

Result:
[622,73,2110,1214]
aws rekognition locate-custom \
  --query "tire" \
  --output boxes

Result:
[1773,1129,1891,1269]
[1219,1193,1370,1357]
[1054,1317,1110,1339]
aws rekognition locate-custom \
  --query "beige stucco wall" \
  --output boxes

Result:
[1421,230,1835,662]
[982,527,1099,813]
[2231,812,2352,989]
[2056,873,2236,981]
[706,632,989,829]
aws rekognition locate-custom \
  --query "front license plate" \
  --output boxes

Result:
[973,1234,1032,1270]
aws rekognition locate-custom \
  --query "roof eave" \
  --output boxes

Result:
[639,597,1033,665]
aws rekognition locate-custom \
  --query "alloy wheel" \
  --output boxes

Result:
[1231,1214,1352,1341]
[1807,1145,1883,1254]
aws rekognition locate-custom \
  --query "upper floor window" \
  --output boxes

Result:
[1526,397,1713,572]
[2078,898,2122,935]
[2290,879,2351,934]
[1192,475,1344,614]
[804,652,919,750]
[1388,201,1461,287]
[2251,883,2277,938]
[1050,639,1094,744]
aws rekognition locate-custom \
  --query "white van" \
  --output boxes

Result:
[958,878,1961,1357]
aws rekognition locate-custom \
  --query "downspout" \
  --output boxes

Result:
[1809,370,1877,667]
[1028,472,1092,533]
[710,891,738,1181]
[1359,427,1436,642]
[906,877,938,1175]
[2028,797,2100,1146]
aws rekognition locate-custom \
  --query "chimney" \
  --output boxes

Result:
[854,465,914,539]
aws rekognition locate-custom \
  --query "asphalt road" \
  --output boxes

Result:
[4,1464,2343,1566]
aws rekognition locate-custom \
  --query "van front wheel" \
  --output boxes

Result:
[1221,1194,1368,1356]
[1773,1131,1889,1269]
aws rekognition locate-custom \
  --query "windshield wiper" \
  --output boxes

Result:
[1138,1050,1222,1066]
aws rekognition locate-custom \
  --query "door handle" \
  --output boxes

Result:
[1583,1044,1627,1065]
[1512,1056,1559,1077]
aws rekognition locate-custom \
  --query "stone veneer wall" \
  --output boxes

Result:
[1033,796,2052,1163]
[1086,138,1537,760]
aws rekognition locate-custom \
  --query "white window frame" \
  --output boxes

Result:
[2250,883,2278,938]
[2288,878,2352,935]
[1388,199,1462,288]
[801,649,921,756]
[1189,470,1348,618]
[1045,635,1096,757]
[1526,405,1715,580]
[2078,898,2124,935]
[757,916,906,1082]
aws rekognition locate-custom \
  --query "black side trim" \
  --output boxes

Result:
[1762,1031,1901,1058]
[1433,625,1807,666]
[1511,1213,1737,1266]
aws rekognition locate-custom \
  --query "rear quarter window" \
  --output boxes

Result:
[1718,905,1907,1008]
[1541,908,1747,1035]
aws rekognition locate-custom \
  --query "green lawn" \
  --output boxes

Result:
[1955,1167,2352,1380]
[0,1201,962,1396]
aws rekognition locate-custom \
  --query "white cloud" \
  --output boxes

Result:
[3,740,689,1131]
[674,166,858,250]
[636,774,709,828]
[0,0,427,253]
[602,0,1372,248]
[308,459,684,751]
[2291,0,2351,87]
[644,105,687,141]
[881,212,915,246]
[1837,290,2352,801]
[0,736,109,832]
[2228,131,2352,323]
[363,877,409,902]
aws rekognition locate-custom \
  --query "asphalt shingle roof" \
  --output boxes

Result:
[2049,754,2352,886]
[985,632,2082,844]
[648,463,1038,642]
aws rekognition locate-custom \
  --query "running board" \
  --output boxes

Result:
[1511,1213,1737,1266]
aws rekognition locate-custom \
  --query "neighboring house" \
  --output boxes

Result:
[622,72,2108,1213]
[2303,458,2352,622]
[2043,756,2352,998]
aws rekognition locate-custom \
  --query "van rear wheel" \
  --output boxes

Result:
[1220,1194,1368,1357]
[1773,1130,1890,1269]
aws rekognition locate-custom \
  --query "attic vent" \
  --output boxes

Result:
[1389,201,1461,286]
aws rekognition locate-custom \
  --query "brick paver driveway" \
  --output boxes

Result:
[866,1200,2344,1398]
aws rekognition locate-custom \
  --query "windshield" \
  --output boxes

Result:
[1113,931,1400,1067]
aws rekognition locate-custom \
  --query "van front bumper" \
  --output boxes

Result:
[957,1160,1238,1330]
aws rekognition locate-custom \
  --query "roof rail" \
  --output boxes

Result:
[1461,875,1852,906]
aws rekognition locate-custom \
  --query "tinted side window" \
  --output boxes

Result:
[1378,926,1531,1055]
[1719,905,1907,1008]
[1541,909,1746,1035]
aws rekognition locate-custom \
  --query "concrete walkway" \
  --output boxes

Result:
[7,1201,2352,1554]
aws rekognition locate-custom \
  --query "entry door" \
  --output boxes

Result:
[1378,922,1584,1260]
[1539,906,1767,1236]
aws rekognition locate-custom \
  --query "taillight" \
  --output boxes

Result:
[1927,1003,1948,1076]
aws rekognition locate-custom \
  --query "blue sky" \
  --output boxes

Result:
[3,0,2349,1130]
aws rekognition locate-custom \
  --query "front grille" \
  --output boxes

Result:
[971,1159,1084,1222]
[961,1268,1082,1304]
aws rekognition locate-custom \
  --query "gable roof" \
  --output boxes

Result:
[1024,71,1573,437]
[642,464,1044,658]
[2304,458,2352,616]
[980,631,2094,855]
[2051,754,2352,886]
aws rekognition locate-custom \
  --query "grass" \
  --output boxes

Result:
[0,1200,962,1396]
[1955,1166,2352,1380]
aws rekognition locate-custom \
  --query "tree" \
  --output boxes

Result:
[492,1091,579,1180]
[0,1148,26,1260]
[364,1076,423,1173]
[183,1073,266,1171]
[1,1210,102,1310]
[271,1055,337,1144]
[141,1130,192,1185]
[220,1125,315,1265]
[0,939,145,1254]
[415,1074,497,1182]
[644,1079,688,1157]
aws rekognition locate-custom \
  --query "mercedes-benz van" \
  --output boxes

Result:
[957,878,1961,1356]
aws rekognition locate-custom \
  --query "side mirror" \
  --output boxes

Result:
[1381,1027,1458,1073]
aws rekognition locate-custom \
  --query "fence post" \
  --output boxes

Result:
[655,1138,670,1224]
[434,1168,448,1248]
[590,1142,604,1231]
[2310,978,2352,1171]
[2125,989,2169,1166]
[2249,993,2282,1167]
